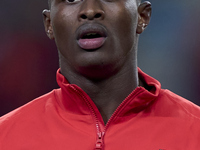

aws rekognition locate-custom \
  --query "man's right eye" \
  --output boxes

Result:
[66,0,82,3]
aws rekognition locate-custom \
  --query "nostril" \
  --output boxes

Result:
[81,14,87,19]
[95,13,101,18]
[79,11,104,21]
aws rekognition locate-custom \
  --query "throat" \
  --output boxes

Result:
[90,82,138,124]
[94,100,119,124]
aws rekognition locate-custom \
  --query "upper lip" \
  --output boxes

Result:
[76,23,107,40]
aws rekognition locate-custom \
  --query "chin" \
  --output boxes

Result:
[77,61,117,80]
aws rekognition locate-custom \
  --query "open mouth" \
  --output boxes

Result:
[82,33,103,39]
[76,24,107,50]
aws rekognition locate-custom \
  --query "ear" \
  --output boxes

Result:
[136,1,152,34]
[42,9,54,39]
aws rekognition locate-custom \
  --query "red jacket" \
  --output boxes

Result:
[0,68,200,150]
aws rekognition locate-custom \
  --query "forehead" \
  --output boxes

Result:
[48,0,141,4]
[48,0,141,8]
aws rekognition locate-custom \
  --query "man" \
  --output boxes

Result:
[0,0,200,149]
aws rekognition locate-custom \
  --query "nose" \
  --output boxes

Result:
[78,0,105,21]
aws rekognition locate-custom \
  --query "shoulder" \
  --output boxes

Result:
[156,89,200,120]
[0,89,59,128]
[0,89,63,148]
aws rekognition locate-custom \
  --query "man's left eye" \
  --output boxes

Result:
[66,0,82,3]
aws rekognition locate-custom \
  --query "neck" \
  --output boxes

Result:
[61,62,139,124]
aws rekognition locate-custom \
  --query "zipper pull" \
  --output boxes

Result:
[95,132,104,150]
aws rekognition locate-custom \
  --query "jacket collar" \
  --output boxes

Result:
[56,68,161,119]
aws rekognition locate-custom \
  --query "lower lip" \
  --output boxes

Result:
[77,37,106,50]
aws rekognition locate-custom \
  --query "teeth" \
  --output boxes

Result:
[86,33,97,36]
[81,33,101,39]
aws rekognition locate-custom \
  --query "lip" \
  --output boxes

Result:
[76,23,107,50]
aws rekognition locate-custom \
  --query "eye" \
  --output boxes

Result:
[66,0,82,3]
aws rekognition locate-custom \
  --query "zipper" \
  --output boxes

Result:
[103,87,143,134]
[70,85,143,150]
[69,85,104,150]
[95,131,104,149]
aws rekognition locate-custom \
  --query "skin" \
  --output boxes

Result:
[43,0,151,123]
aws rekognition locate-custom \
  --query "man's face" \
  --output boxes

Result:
[44,0,150,79]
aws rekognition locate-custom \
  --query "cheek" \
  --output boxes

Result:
[119,2,138,37]
[108,3,138,50]
[51,7,78,49]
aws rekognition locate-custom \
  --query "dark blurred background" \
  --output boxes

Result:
[0,0,200,116]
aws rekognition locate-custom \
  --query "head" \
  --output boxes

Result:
[43,0,151,80]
